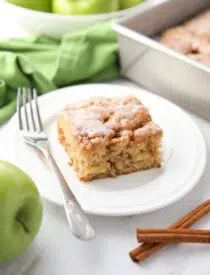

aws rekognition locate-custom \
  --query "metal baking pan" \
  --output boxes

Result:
[113,0,210,120]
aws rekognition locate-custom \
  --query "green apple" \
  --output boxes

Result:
[120,0,144,9]
[0,161,42,262]
[52,0,119,15]
[7,0,51,12]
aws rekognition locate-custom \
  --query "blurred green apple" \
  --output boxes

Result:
[7,0,51,12]
[0,161,43,262]
[53,0,120,15]
[120,0,144,9]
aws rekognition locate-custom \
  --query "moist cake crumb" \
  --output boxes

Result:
[58,95,163,182]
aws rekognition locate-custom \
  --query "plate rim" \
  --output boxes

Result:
[5,83,207,216]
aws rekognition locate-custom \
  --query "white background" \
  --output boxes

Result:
[1,1,210,274]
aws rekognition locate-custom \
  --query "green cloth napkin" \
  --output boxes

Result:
[0,23,119,124]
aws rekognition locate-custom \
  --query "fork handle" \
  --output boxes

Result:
[44,150,95,241]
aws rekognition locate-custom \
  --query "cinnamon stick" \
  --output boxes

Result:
[129,200,210,262]
[137,228,210,244]
[137,228,210,235]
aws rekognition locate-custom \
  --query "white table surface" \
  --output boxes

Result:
[1,3,210,275]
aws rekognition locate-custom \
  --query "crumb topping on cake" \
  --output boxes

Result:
[62,96,162,147]
[58,95,163,181]
[185,10,210,39]
[159,9,210,68]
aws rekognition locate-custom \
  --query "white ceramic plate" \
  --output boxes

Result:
[7,84,206,216]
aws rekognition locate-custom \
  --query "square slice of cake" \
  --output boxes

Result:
[58,96,163,182]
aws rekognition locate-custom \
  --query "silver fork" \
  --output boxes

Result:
[17,87,95,241]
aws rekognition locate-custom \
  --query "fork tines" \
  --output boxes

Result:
[17,88,43,133]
